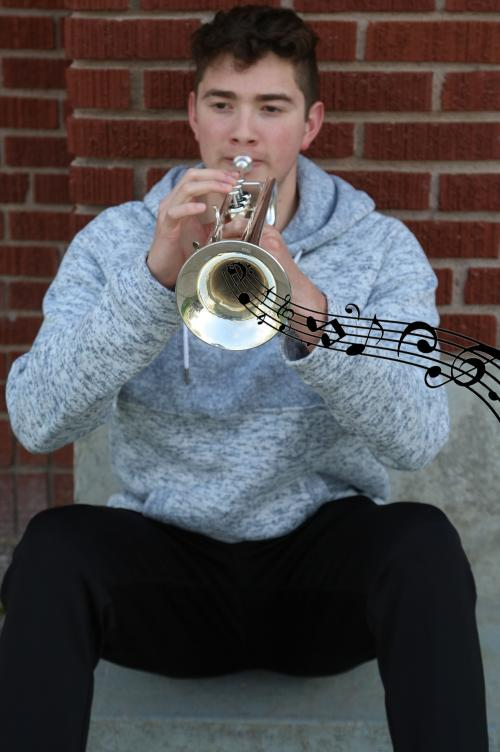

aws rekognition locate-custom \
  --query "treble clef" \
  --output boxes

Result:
[277,294,294,332]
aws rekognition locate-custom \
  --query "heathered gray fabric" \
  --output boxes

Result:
[7,156,450,542]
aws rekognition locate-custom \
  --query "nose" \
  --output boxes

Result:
[230,108,257,146]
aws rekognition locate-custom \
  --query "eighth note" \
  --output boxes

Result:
[306,315,346,349]
[257,286,275,325]
[346,315,384,356]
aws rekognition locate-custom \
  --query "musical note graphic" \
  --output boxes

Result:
[346,314,384,357]
[276,294,295,332]
[306,314,346,349]
[223,268,500,424]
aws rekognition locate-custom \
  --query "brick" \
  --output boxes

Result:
[2,58,69,90]
[5,137,71,168]
[446,0,500,9]
[66,0,128,7]
[34,174,71,205]
[364,123,500,161]
[147,167,170,191]
[310,22,357,62]
[439,314,497,347]
[365,22,500,63]
[404,221,500,259]
[63,99,74,127]
[0,475,15,539]
[8,281,50,311]
[320,72,432,112]
[334,171,430,210]
[0,383,6,412]
[68,117,197,159]
[0,174,29,204]
[9,212,71,242]
[465,268,500,305]
[64,18,200,60]
[69,212,96,236]
[0,354,7,381]
[144,70,195,110]
[1,0,65,6]
[142,0,278,7]
[303,124,354,159]
[52,472,74,506]
[66,68,130,110]
[434,268,453,305]
[52,443,73,468]
[16,474,49,534]
[0,96,58,129]
[0,17,55,50]
[440,174,500,212]
[296,0,433,8]
[69,166,134,206]
[0,316,42,346]
[0,421,14,467]
[16,443,49,467]
[0,213,4,239]
[442,73,500,112]
[0,246,59,277]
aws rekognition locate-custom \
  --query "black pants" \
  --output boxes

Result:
[0,496,489,751]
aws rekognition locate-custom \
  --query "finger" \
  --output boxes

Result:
[223,216,248,237]
[180,178,237,200]
[183,167,238,182]
[166,202,207,220]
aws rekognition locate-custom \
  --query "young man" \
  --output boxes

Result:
[0,6,489,752]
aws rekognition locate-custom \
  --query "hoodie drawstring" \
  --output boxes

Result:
[183,323,190,384]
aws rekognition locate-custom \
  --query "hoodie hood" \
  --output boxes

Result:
[143,155,375,257]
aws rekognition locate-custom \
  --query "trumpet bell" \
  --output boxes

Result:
[176,239,291,350]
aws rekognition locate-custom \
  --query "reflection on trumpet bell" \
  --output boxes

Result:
[175,239,291,350]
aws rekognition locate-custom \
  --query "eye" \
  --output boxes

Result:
[262,105,283,114]
[211,101,230,111]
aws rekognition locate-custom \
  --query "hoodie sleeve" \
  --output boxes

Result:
[281,218,450,471]
[6,204,181,454]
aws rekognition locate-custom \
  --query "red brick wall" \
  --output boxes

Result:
[0,0,74,570]
[1,0,499,556]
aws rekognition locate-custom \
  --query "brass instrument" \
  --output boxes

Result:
[175,155,291,350]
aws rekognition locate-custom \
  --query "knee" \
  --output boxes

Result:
[377,502,473,583]
[4,506,97,593]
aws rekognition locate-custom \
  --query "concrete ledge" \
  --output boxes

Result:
[87,719,499,752]
[87,599,499,751]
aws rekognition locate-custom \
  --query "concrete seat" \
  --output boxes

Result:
[75,384,500,752]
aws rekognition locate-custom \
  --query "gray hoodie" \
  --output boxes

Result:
[6,156,449,542]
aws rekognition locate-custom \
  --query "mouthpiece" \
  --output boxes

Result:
[233,155,252,174]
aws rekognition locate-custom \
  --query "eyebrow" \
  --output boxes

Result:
[202,89,294,104]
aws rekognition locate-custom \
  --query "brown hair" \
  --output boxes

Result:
[191,5,319,116]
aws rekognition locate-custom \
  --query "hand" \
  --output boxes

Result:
[146,168,238,289]
[258,226,328,352]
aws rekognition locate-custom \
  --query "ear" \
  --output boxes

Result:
[188,90,199,142]
[300,100,324,152]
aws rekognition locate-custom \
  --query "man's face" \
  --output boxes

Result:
[188,53,323,195]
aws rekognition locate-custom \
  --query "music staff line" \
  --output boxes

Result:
[222,264,500,423]
[226,265,500,366]
[224,264,499,367]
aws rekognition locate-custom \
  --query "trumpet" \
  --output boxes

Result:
[175,155,291,350]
